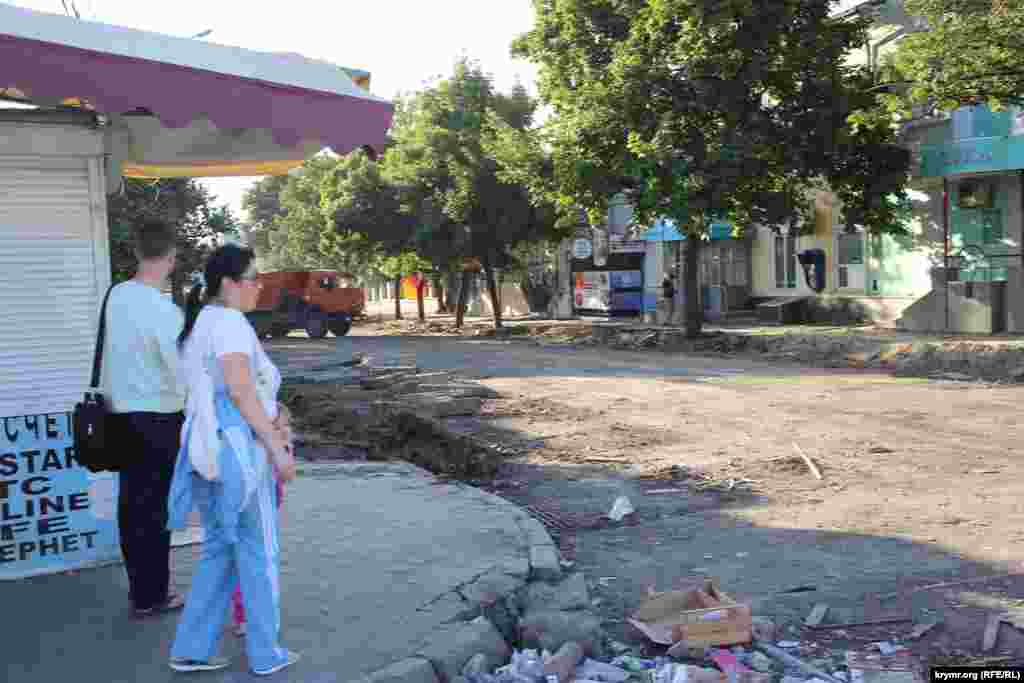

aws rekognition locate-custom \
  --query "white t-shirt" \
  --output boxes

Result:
[102,281,185,413]
[181,305,280,420]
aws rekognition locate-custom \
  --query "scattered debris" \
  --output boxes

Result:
[847,649,919,683]
[793,442,823,480]
[607,496,635,522]
[809,615,912,631]
[543,641,584,683]
[908,620,941,640]
[629,580,753,648]
[804,604,829,627]
[982,613,1003,652]
[755,640,845,683]
[880,573,1021,601]
[576,657,631,683]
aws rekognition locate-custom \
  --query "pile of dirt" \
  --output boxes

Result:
[281,365,508,477]
[582,326,1024,382]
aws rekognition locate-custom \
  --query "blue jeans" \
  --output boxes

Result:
[169,470,287,673]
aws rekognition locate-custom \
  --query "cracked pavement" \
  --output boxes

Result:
[0,461,535,683]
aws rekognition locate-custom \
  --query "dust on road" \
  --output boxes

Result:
[272,330,1024,656]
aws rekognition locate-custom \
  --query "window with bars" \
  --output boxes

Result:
[774,233,797,288]
[701,243,748,287]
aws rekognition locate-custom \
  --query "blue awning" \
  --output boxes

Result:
[641,219,685,241]
[641,218,733,241]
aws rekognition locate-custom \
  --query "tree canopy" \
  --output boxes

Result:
[896,0,1024,110]
[107,178,239,304]
[512,0,911,335]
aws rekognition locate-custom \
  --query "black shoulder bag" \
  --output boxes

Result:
[72,284,118,473]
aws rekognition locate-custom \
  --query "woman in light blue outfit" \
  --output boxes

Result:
[166,244,299,676]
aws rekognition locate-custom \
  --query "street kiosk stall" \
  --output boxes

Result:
[0,2,392,579]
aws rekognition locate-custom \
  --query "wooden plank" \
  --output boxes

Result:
[983,613,1002,652]
[880,573,1019,601]
[792,442,823,480]
[809,616,912,630]
[805,603,830,627]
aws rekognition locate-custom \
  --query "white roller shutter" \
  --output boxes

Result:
[0,155,106,417]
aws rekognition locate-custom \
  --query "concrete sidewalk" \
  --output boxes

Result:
[1,462,544,683]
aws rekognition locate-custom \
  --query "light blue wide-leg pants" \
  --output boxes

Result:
[170,471,287,673]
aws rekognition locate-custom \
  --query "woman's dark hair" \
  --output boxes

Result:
[178,243,256,349]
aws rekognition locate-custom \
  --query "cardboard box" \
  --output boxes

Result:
[628,579,753,647]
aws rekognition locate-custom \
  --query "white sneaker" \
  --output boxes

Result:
[253,650,301,677]
[169,656,231,673]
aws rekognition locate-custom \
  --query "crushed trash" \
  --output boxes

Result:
[576,658,631,682]
[608,496,635,522]
[610,655,658,672]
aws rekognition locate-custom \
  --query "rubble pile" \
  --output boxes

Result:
[418,568,1009,683]
[583,327,1024,382]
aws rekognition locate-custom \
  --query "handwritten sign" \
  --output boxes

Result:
[0,412,120,579]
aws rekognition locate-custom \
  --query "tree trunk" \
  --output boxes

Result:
[393,274,403,320]
[455,269,471,328]
[684,235,703,338]
[432,274,446,313]
[416,275,426,321]
[482,255,503,330]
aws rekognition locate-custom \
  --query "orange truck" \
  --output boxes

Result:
[245,270,364,338]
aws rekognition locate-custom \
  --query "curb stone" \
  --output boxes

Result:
[350,471,604,683]
[417,616,511,683]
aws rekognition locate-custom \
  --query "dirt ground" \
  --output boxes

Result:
[278,324,1024,662]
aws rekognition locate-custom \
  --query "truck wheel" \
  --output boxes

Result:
[305,310,328,339]
[329,319,352,337]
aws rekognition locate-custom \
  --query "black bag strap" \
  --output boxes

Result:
[90,284,116,391]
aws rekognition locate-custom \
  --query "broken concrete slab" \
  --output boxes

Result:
[347,657,440,683]
[523,572,590,612]
[461,569,527,607]
[417,616,511,683]
[529,544,563,582]
[519,609,605,657]
[521,516,555,548]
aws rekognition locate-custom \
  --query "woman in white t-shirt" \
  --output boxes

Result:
[165,244,299,677]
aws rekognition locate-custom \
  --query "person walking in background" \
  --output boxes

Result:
[167,244,298,676]
[103,219,187,619]
[661,273,676,326]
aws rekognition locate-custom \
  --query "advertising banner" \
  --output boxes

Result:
[609,270,643,289]
[574,271,610,311]
[0,411,121,580]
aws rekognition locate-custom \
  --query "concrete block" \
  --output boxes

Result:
[501,557,530,578]
[418,616,511,683]
[519,609,604,657]
[461,570,526,606]
[529,544,562,582]
[521,517,555,547]
[524,573,589,612]
[350,657,439,683]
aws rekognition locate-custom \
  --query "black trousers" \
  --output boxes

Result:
[114,411,185,610]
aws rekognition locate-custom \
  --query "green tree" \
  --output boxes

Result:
[239,174,289,258]
[513,0,910,336]
[382,59,571,329]
[107,178,239,305]
[896,0,1024,110]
